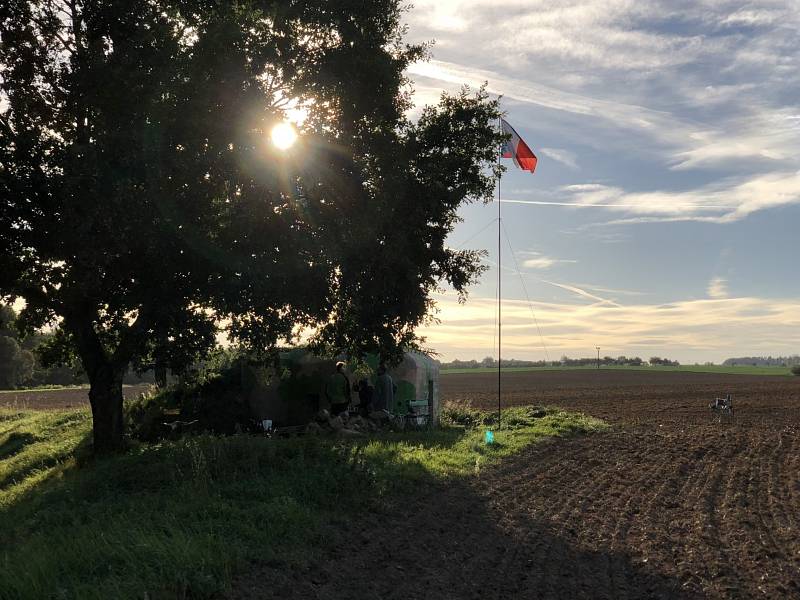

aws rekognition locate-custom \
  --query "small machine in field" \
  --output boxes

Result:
[709,393,734,422]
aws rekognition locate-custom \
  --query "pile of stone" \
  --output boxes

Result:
[305,408,402,437]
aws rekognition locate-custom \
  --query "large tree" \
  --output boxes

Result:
[0,0,502,453]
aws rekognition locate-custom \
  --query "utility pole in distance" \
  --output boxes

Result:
[596,346,600,370]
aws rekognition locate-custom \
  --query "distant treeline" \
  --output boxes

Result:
[0,305,155,389]
[439,355,680,369]
[723,356,800,367]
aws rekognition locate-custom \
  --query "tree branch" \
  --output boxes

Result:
[111,310,151,369]
[28,13,76,55]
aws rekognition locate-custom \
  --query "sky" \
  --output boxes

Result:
[406,0,800,363]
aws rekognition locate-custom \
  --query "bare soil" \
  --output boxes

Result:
[234,370,800,599]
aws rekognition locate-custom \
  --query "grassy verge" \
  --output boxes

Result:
[441,364,794,376]
[0,405,605,599]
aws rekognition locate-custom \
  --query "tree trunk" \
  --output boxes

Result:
[69,309,147,454]
[88,363,126,454]
[154,329,169,388]
[154,363,167,388]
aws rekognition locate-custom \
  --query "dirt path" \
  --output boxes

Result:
[232,370,800,598]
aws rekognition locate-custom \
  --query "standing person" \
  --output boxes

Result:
[374,364,394,413]
[326,361,352,415]
[357,378,375,416]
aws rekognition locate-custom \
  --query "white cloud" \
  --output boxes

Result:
[408,58,799,176]
[707,277,728,299]
[409,0,712,72]
[413,1,470,32]
[406,0,800,175]
[539,147,578,169]
[539,280,618,306]
[720,8,782,27]
[561,184,607,192]
[572,283,646,297]
[519,250,577,270]
[522,257,556,269]
[670,110,800,170]
[483,256,615,304]
[407,59,690,143]
[553,171,800,223]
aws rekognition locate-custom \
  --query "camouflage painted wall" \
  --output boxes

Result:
[246,350,439,426]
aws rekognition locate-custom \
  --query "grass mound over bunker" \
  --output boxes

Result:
[0,405,604,599]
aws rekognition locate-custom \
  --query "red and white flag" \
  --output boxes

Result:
[500,118,537,173]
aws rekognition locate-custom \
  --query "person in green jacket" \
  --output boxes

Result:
[326,361,352,415]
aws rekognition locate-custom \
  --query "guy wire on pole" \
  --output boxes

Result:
[497,117,502,430]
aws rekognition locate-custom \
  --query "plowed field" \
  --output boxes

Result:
[441,368,799,427]
[236,370,800,599]
[0,384,150,410]
[440,370,800,598]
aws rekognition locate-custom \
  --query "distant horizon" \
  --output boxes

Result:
[418,290,800,365]
[436,354,799,365]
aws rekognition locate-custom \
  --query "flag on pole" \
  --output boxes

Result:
[500,118,538,173]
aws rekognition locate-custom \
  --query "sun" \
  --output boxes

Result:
[271,122,297,150]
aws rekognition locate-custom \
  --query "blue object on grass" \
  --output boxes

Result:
[485,430,495,444]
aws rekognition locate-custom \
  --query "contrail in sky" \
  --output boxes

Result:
[500,199,739,210]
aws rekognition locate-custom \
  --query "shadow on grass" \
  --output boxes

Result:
[0,432,36,460]
[1,426,469,599]
[234,462,692,600]
[0,410,93,493]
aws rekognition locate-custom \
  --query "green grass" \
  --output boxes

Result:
[0,405,605,599]
[441,364,794,376]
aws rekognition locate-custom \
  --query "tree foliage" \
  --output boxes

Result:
[0,335,34,388]
[0,305,35,387]
[0,1,502,452]
[0,305,87,387]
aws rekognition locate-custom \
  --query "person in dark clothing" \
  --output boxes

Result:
[356,378,375,416]
[326,361,352,415]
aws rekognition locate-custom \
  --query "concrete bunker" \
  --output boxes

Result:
[245,350,440,428]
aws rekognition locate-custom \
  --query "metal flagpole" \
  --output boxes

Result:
[497,118,502,430]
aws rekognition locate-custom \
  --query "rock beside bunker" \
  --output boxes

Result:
[336,428,365,438]
[302,410,400,437]
[369,410,390,423]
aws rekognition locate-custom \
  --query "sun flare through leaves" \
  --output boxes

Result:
[270,122,297,150]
